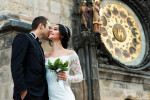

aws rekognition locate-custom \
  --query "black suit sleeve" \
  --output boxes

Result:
[11,34,28,94]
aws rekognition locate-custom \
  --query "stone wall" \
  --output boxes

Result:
[99,64,150,100]
[0,31,17,100]
[0,0,74,100]
[0,0,73,26]
[0,0,74,52]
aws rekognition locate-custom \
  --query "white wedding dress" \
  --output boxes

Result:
[45,51,83,100]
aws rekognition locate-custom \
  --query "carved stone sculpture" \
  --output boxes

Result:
[93,0,101,32]
[78,0,92,31]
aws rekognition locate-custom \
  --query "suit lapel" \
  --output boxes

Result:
[28,34,45,65]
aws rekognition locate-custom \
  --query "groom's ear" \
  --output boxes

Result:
[39,23,44,30]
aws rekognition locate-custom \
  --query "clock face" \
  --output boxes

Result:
[101,1,146,66]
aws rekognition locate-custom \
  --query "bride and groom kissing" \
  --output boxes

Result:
[11,16,83,100]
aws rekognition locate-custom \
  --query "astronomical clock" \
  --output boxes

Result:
[100,0,149,70]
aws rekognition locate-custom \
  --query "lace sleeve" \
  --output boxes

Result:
[66,52,83,84]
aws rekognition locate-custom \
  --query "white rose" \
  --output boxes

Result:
[51,60,55,65]
[60,59,66,64]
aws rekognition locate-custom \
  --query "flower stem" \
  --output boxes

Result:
[57,78,59,82]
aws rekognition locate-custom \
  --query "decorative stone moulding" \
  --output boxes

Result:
[0,10,32,33]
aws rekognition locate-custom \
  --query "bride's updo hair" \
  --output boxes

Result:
[57,24,71,49]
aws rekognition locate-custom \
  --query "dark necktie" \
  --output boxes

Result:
[30,33,42,45]
[36,37,42,45]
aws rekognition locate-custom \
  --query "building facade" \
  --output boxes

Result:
[0,0,150,100]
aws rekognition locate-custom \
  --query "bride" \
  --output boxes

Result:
[45,24,83,100]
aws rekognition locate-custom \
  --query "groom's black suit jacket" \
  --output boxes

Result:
[11,33,48,99]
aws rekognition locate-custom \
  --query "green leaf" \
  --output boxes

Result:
[57,64,62,68]
[54,58,60,66]
[48,60,52,65]
[48,65,56,70]
[55,65,59,69]
[62,67,69,71]
[59,62,63,65]
[64,61,69,67]
[48,65,53,69]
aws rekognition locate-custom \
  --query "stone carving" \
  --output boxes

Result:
[72,34,83,50]
[93,0,101,32]
[112,24,127,42]
[78,0,92,31]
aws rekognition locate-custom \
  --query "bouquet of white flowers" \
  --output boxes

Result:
[46,58,69,89]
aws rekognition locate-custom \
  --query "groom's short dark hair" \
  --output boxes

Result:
[32,16,48,31]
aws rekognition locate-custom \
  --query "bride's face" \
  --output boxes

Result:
[48,25,61,40]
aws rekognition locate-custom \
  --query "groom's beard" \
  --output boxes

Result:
[41,35,49,40]
[44,37,49,40]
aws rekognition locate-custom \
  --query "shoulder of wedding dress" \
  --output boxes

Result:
[67,49,74,53]
[44,50,76,59]
[69,50,78,58]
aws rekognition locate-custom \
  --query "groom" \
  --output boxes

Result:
[11,16,51,100]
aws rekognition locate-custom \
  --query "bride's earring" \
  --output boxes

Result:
[49,40,53,47]
[59,36,62,41]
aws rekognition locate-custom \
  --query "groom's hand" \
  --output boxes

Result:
[21,89,27,100]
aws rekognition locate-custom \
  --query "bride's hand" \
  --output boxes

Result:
[57,71,67,81]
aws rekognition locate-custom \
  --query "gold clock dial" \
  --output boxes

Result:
[101,4,141,62]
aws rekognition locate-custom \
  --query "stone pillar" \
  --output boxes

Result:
[89,32,101,100]
[72,32,88,100]
[72,0,101,99]
[0,11,31,100]
[82,31,93,100]
[72,31,101,100]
